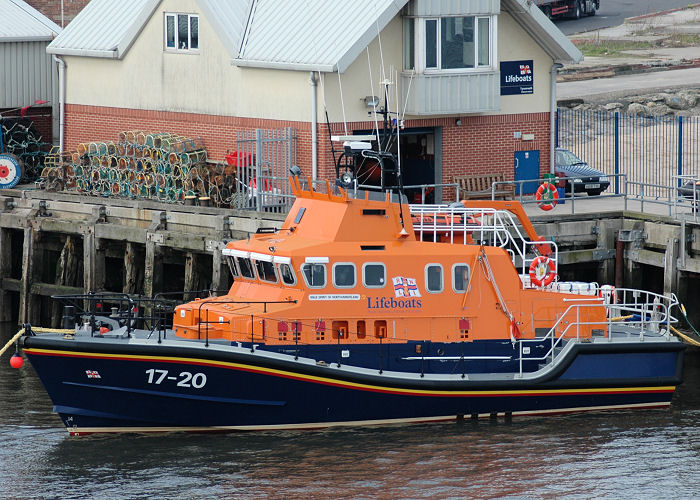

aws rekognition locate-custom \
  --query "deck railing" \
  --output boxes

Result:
[516,288,679,376]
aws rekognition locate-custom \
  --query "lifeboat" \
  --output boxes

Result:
[15,125,686,434]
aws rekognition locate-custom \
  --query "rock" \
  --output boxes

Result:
[604,102,624,110]
[628,103,648,116]
[648,93,668,103]
[558,98,584,108]
[647,103,672,115]
[664,93,694,110]
[678,91,697,107]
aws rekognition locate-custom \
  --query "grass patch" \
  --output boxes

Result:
[575,39,654,57]
[661,33,700,47]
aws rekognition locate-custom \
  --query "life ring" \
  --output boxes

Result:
[529,255,556,287]
[535,182,558,211]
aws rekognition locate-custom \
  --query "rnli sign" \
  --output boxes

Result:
[500,60,533,95]
[0,154,22,189]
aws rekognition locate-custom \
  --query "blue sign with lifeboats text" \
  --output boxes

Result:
[500,60,534,95]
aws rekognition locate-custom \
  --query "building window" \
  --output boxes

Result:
[404,16,494,71]
[165,13,199,52]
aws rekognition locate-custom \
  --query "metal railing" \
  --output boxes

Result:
[517,288,679,376]
[409,204,558,276]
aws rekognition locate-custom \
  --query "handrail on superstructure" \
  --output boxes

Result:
[409,203,558,277]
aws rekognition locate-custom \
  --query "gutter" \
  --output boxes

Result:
[550,62,563,174]
[52,55,66,152]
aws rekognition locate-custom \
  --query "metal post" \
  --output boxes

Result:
[614,112,620,195]
[678,116,683,189]
[255,129,263,210]
[250,314,255,352]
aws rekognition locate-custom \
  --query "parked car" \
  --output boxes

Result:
[678,179,700,208]
[555,147,610,196]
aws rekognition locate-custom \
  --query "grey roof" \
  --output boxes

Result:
[47,0,160,58]
[45,0,581,67]
[502,0,582,64]
[198,0,253,59]
[0,0,61,42]
[47,0,251,59]
[236,0,410,72]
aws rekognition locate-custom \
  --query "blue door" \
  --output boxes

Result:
[514,150,540,195]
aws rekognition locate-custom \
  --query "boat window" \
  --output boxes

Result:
[255,259,277,283]
[236,257,255,279]
[226,256,239,278]
[452,264,470,292]
[278,263,296,286]
[333,263,356,288]
[294,207,306,224]
[363,263,386,288]
[301,263,326,288]
[425,264,443,293]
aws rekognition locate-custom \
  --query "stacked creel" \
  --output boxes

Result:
[39,131,238,207]
[1,117,52,182]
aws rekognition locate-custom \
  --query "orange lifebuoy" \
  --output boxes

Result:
[535,182,558,211]
[529,255,556,287]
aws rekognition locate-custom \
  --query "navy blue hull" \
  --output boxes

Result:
[22,337,684,433]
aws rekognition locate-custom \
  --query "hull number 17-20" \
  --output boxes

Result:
[145,368,207,388]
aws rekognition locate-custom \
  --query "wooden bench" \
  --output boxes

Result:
[453,173,515,200]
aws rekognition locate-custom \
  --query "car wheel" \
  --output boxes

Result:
[587,1,596,15]
[573,0,581,19]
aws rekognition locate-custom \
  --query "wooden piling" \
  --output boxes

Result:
[0,228,12,322]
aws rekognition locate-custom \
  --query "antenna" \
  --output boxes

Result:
[366,48,381,147]
[337,71,348,137]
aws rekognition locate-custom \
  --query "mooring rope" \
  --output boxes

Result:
[0,329,24,358]
[0,326,77,358]
[671,325,700,347]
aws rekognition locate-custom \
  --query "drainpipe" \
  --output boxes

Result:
[310,71,318,180]
[550,62,563,174]
[53,55,66,153]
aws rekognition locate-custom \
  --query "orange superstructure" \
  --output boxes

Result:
[173,177,605,346]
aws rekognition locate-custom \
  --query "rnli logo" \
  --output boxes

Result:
[519,64,531,75]
[392,276,421,298]
[368,276,422,309]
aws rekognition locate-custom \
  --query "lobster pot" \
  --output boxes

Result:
[33,131,254,208]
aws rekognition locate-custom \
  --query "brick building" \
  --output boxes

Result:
[24,0,90,28]
[46,0,581,202]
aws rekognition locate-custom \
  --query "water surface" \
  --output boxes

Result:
[1,322,698,499]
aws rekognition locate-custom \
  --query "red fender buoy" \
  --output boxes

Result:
[10,353,24,369]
